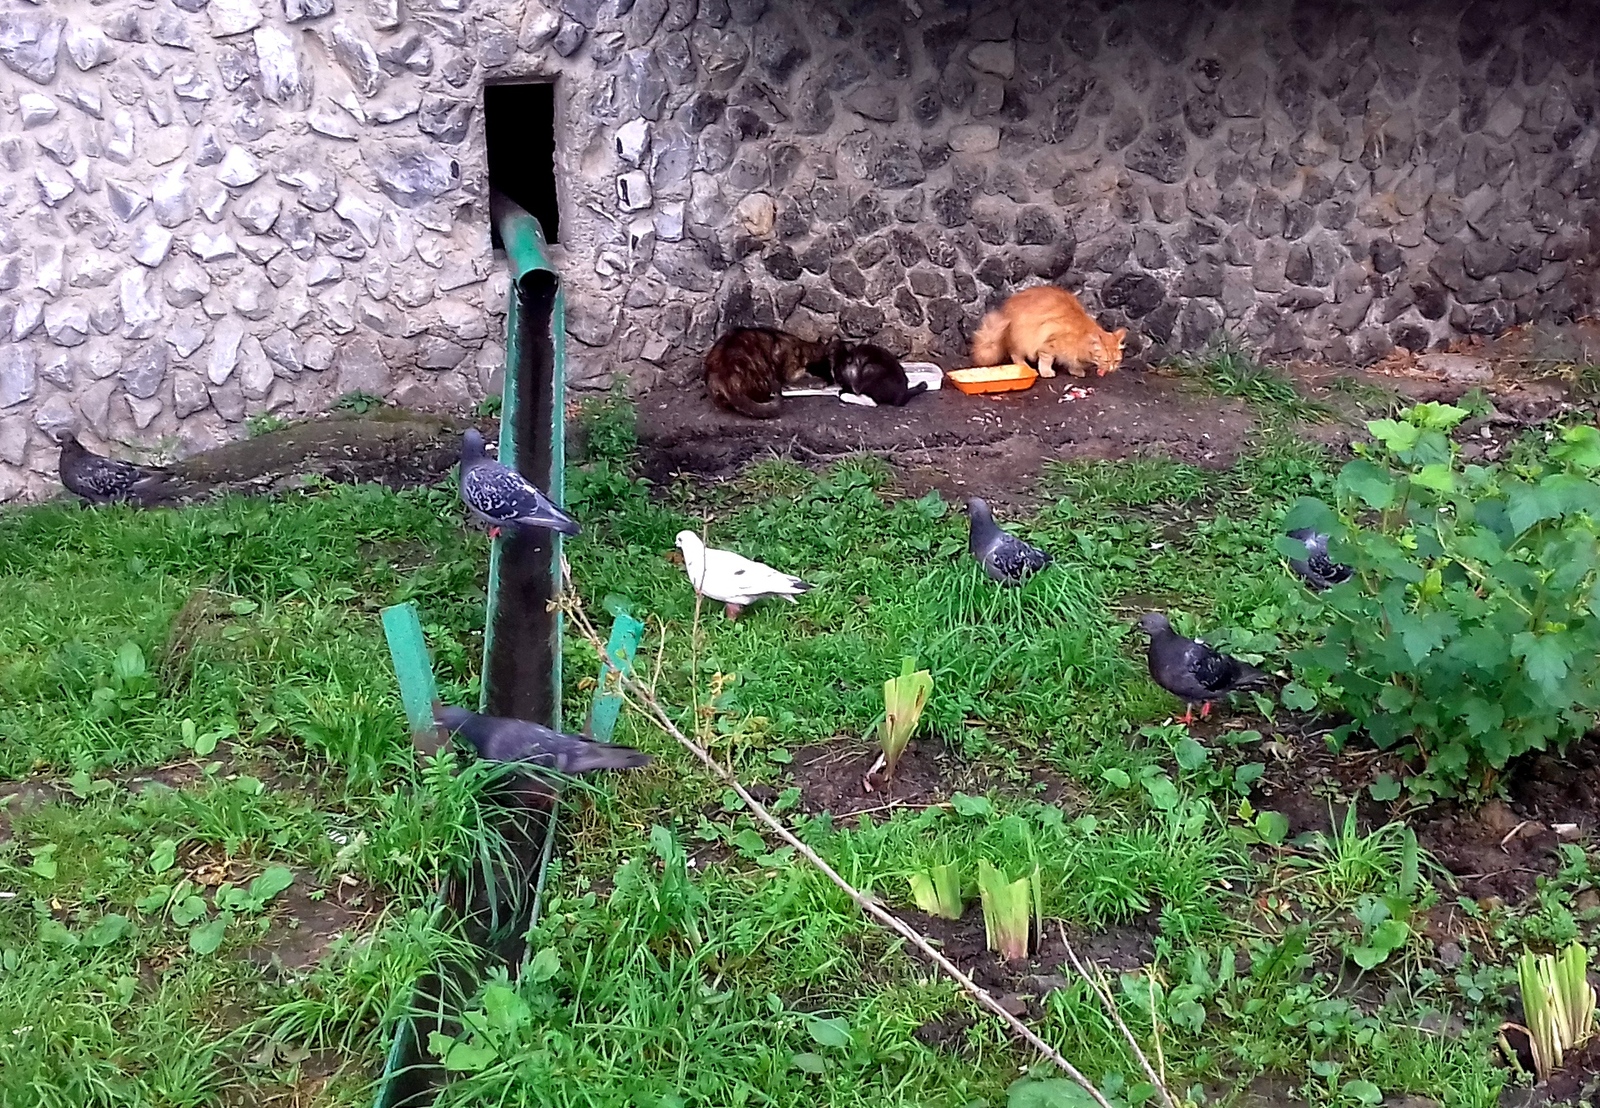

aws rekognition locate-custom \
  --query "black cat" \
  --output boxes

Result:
[823,344,927,407]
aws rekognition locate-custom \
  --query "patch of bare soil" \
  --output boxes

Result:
[906,905,1160,1049]
[789,739,965,817]
[248,876,380,975]
[166,408,477,497]
[1499,1033,1600,1107]
[1247,720,1600,905]
[638,319,1592,505]
[638,368,1261,506]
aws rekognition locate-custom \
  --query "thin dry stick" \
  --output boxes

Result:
[1060,924,1178,1108]
[562,594,1116,1108]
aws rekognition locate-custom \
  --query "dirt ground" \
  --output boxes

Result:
[635,320,1595,504]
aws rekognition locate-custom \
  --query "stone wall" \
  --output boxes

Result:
[2,0,1599,502]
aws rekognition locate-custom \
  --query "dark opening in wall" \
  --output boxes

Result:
[484,81,560,247]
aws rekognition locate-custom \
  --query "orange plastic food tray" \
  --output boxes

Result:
[945,363,1039,395]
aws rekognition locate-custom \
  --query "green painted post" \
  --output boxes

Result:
[382,602,439,740]
[481,191,566,730]
[589,610,645,743]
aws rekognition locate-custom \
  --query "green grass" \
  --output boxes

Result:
[1173,334,1331,423]
[0,399,1543,1107]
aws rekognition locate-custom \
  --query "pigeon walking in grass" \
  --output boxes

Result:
[56,433,180,506]
[1137,612,1271,725]
[674,530,812,620]
[433,703,651,775]
[1285,528,1353,592]
[458,428,580,539]
[967,497,1052,586]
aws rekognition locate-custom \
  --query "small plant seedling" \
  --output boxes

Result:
[1505,943,1596,1082]
[879,657,933,782]
[978,859,1033,961]
[908,862,964,920]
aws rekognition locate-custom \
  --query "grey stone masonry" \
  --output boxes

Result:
[1,0,1598,501]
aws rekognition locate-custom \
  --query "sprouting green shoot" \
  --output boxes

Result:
[879,656,932,781]
[1516,943,1596,1081]
[908,862,964,921]
[977,859,1032,962]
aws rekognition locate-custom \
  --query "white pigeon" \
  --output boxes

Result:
[674,530,813,620]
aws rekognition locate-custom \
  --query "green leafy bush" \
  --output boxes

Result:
[1286,403,1600,799]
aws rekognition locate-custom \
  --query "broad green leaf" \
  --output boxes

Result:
[1282,496,1338,535]
[248,866,294,905]
[805,1016,853,1049]
[1369,775,1401,802]
[172,895,208,927]
[30,847,57,881]
[1408,402,1470,431]
[1412,463,1455,493]
[731,829,767,858]
[441,1040,497,1072]
[1174,737,1208,771]
[1102,767,1131,789]
[790,1052,828,1075]
[189,915,228,955]
[1554,424,1600,471]
[37,918,77,947]
[482,983,532,1035]
[83,913,134,948]
[113,642,147,682]
[1254,811,1289,845]
[1337,460,1397,509]
[527,947,560,983]
[149,839,177,875]
[950,793,992,817]
[1512,631,1572,693]
[1006,1078,1098,1108]
[1142,775,1180,811]
[1367,419,1420,452]
[1343,1079,1384,1106]
[1280,682,1318,712]
[1507,483,1561,535]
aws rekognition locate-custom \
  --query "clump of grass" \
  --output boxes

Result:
[1042,457,1209,507]
[1173,334,1329,423]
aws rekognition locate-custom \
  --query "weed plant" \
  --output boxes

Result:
[1173,334,1330,423]
[1287,405,1600,798]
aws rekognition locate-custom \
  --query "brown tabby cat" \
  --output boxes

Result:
[971,285,1127,378]
[704,328,842,419]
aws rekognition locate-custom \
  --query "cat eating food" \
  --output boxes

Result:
[971,285,1127,378]
[822,343,929,407]
[704,328,844,419]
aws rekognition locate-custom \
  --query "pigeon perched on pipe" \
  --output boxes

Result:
[674,530,812,620]
[1137,612,1271,725]
[967,497,1052,586]
[432,703,651,775]
[458,428,580,539]
[1285,528,1353,592]
[55,433,181,506]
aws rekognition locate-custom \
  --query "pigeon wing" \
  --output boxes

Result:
[76,455,151,501]
[988,533,1051,581]
[701,547,809,599]
[462,462,548,524]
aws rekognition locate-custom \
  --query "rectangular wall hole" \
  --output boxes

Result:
[484,81,560,247]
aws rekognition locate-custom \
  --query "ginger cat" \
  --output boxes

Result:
[970,286,1127,378]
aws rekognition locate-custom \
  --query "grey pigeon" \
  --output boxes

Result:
[458,429,580,539]
[967,497,1052,586]
[1137,612,1271,724]
[56,434,179,506]
[1286,528,1353,591]
[433,703,652,775]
